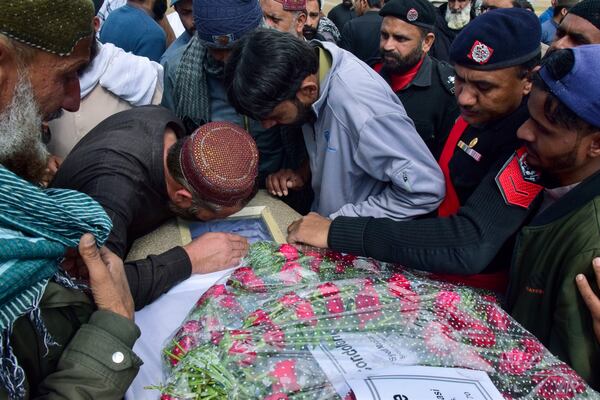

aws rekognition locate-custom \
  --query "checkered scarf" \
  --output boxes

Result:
[0,166,112,399]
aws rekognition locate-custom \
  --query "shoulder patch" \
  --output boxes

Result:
[437,61,456,95]
[495,147,543,208]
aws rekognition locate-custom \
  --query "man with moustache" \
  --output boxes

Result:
[373,0,459,157]
[327,0,356,31]
[0,1,141,397]
[160,0,195,65]
[224,28,445,220]
[507,46,600,389]
[261,0,308,39]
[552,0,600,50]
[303,0,341,43]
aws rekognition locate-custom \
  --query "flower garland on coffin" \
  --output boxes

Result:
[157,242,598,400]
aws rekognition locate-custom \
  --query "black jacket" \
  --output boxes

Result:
[376,55,459,158]
[51,106,192,310]
[327,3,356,32]
[328,102,532,276]
[340,10,383,64]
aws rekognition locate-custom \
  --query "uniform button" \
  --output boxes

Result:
[112,351,125,364]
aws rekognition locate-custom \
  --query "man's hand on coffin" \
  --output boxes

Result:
[266,169,306,197]
[287,212,331,248]
[184,232,249,274]
[78,233,135,320]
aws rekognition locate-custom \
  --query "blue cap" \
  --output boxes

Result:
[171,0,180,6]
[450,8,541,70]
[194,0,263,49]
[540,45,600,129]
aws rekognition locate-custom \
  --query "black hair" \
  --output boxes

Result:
[366,0,383,7]
[533,48,599,134]
[224,28,319,121]
[516,52,542,79]
[552,4,570,17]
[152,0,168,20]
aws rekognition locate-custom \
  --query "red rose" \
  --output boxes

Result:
[168,335,196,366]
[231,267,266,292]
[279,244,299,261]
[270,360,301,392]
[532,365,586,399]
[196,284,228,306]
[263,327,286,350]
[498,348,534,375]
[356,280,382,328]
[248,309,274,327]
[388,273,412,298]
[486,304,511,331]
[280,261,304,285]
[464,320,496,348]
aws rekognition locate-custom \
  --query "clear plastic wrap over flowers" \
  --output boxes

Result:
[157,242,599,400]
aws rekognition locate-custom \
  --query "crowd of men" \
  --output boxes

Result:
[1,0,600,397]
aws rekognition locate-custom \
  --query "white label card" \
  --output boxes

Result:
[346,366,504,400]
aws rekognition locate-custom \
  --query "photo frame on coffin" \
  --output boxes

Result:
[177,205,286,245]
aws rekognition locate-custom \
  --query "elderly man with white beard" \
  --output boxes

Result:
[0,0,142,398]
[432,0,474,61]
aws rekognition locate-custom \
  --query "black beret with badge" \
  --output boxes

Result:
[449,8,541,70]
[379,0,437,30]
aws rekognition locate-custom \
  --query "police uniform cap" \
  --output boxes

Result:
[449,8,541,71]
[379,0,437,30]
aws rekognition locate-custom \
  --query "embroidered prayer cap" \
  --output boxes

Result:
[0,0,94,56]
[379,0,437,30]
[194,0,263,49]
[273,0,307,11]
[569,0,600,31]
[449,8,541,70]
[539,45,600,128]
[180,121,259,206]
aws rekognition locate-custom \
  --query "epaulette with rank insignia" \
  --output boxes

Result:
[437,61,456,95]
[495,147,543,209]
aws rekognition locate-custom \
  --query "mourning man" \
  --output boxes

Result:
[340,0,384,63]
[551,0,600,50]
[435,0,473,45]
[304,0,341,43]
[287,9,541,293]
[0,1,141,397]
[160,0,195,65]
[225,29,445,220]
[374,0,459,157]
[162,0,304,192]
[507,46,600,389]
[261,0,308,39]
[51,107,258,308]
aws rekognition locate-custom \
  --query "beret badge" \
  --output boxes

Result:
[468,40,494,64]
[407,8,419,21]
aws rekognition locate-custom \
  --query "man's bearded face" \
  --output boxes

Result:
[445,2,472,30]
[0,75,48,183]
[380,40,424,75]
